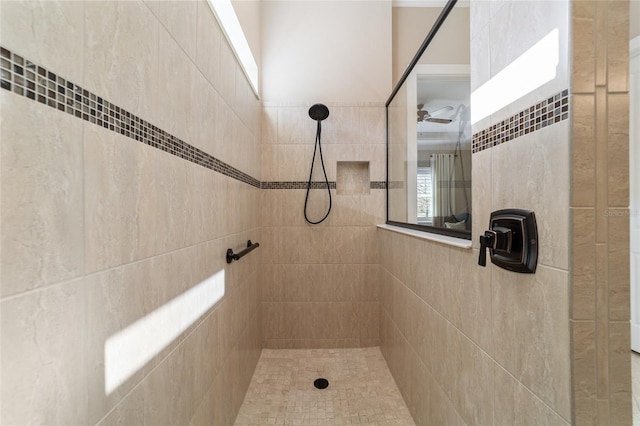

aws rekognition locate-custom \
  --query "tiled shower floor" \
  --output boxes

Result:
[234,347,415,425]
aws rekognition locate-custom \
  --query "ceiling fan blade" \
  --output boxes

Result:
[426,117,453,124]
[430,105,454,115]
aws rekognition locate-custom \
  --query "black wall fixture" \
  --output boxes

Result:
[226,240,260,264]
[304,103,332,225]
[478,209,538,273]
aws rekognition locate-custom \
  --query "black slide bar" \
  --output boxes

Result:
[226,240,260,264]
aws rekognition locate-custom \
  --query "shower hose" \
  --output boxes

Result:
[304,118,332,224]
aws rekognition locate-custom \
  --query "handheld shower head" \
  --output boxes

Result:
[308,103,329,121]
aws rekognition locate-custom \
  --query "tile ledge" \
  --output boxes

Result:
[376,224,472,249]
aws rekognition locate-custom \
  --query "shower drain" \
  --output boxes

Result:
[313,378,329,389]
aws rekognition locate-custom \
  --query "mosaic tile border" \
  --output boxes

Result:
[261,181,336,190]
[387,181,405,190]
[0,46,387,192]
[261,181,386,190]
[0,46,261,189]
[472,89,569,153]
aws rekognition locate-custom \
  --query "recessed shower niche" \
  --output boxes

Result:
[336,161,370,195]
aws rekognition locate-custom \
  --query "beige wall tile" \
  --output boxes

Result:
[390,274,409,338]
[403,289,424,359]
[84,126,158,273]
[194,0,222,90]
[571,95,596,207]
[189,373,218,426]
[188,73,220,157]
[217,37,237,110]
[420,362,466,426]
[471,149,492,251]
[0,0,84,83]
[449,247,492,352]
[595,0,607,86]
[1,96,84,296]
[608,321,632,426]
[86,262,164,423]
[439,324,494,426]
[487,0,570,122]
[597,399,610,426]
[608,209,630,321]
[607,93,629,207]
[307,302,358,339]
[361,191,386,226]
[493,364,570,426]
[572,320,597,425]
[84,239,228,424]
[157,29,200,145]
[572,208,596,319]
[491,123,570,270]
[145,0,198,61]
[492,265,571,418]
[358,302,379,340]
[595,86,608,243]
[277,106,316,144]
[155,152,195,253]
[261,190,305,227]
[261,106,278,144]
[470,23,491,93]
[2,2,262,425]
[121,342,195,425]
[363,144,387,182]
[595,243,610,401]
[84,1,159,124]
[572,0,596,94]
[414,240,450,317]
[261,302,308,340]
[359,106,386,145]
[606,0,630,92]
[324,194,361,226]
[315,264,361,301]
[323,106,360,144]
[0,278,88,425]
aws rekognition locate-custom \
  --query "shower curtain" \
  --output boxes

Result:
[431,154,455,227]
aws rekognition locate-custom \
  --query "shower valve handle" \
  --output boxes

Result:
[479,227,512,267]
[478,231,495,267]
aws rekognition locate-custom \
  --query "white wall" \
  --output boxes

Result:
[260,1,392,103]
[232,0,261,83]
[392,6,470,85]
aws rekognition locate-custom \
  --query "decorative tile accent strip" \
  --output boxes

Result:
[472,89,569,153]
[0,46,388,192]
[387,181,405,190]
[261,181,337,190]
[260,181,388,190]
[0,46,261,189]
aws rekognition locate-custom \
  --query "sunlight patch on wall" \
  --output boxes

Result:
[104,270,226,394]
[471,29,559,124]
[208,0,259,96]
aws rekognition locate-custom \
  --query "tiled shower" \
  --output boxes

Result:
[0,1,633,425]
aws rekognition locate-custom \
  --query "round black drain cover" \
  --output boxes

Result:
[313,378,329,389]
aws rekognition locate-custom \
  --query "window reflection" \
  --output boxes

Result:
[386,1,471,238]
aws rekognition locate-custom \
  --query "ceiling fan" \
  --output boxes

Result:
[417,104,454,124]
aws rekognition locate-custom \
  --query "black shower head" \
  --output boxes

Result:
[308,103,329,121]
